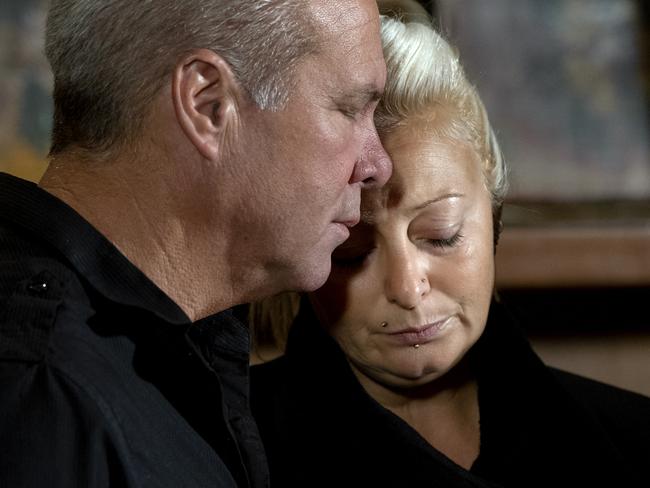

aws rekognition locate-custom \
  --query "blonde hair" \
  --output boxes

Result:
[376,0,508,212]
[250,0,508,357]
[249,291,300,362]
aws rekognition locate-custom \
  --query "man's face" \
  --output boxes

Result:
[231,0,391,293]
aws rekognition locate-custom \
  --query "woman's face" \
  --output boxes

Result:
[310,120,495,388]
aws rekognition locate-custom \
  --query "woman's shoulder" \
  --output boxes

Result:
[551,368,650,408]
[550,368,650,464]
[551,368,650,422]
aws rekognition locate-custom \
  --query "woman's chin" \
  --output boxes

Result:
[374,361,452,389]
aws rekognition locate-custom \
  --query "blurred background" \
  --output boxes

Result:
[0,0,50,182]
[1,0,649,394]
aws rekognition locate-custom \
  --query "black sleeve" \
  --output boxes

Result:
[0,361,130,487]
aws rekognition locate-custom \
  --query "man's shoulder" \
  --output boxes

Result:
[0,358,127,486]
[0,219,93,363]
[0,242,123,414]
[0,348,240,488]
[0,217,79,302]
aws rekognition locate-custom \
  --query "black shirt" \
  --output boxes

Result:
[0,172,269,488]
[251,299,650,488]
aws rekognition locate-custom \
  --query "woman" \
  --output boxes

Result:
[250,3,650,487]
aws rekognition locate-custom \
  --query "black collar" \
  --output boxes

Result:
[283,298,633,486]
[0,172,189,325]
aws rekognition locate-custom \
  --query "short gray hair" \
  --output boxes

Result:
[45,0,317,154]
[376,0,508,223]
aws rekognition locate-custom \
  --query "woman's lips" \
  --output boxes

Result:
[385,317,454,346]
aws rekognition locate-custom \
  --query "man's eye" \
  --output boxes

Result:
[339,107,359,120]
[427,232,464,250]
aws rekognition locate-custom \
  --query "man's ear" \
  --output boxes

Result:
[172,48,241,160]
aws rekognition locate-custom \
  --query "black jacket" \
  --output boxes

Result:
[251,299,650,487]
[0,173,269,488]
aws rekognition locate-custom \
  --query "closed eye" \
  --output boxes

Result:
[339,106,360,120]
[427,232,464,250]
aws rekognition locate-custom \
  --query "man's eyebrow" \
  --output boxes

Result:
[336,84,383,105]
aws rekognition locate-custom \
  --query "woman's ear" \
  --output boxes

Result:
[172,48,241,160]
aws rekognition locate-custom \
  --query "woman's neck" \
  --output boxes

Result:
[355,357,481,470]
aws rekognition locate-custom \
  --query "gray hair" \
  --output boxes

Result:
[376,0,508,223]
[45,0,317,155]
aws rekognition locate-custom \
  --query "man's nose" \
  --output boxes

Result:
[349,128,392,188]
[384,247,430,310]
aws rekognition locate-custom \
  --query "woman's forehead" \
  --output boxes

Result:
[370,127,481,208]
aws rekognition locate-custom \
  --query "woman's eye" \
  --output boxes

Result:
[426,232,464,250]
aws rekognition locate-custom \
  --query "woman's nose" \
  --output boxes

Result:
[384,250,430,309]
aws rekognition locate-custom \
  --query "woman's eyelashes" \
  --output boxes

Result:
[425,231,464,250]
[332,232,464,269]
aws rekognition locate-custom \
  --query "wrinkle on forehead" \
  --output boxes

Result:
[303,0,385,105]
[310,0,378,28]
[361,121,484,223]
[309,0,380,52]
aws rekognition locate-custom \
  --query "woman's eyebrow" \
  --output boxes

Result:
[409,193,465,213]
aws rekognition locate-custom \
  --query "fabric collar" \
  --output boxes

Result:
[284,297,499,487]
[0,172,189,325]
[284,297,631,485]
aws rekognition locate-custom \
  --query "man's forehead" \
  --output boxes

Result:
[305,0,385,100]
[308,0,380,40]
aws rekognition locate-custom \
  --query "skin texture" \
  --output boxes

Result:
[40,0,390,320]
[221,0,391,294]
[309,115,495,467]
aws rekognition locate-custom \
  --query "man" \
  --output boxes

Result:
[0,0,390,486]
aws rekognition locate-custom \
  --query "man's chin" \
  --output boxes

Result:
[290,255,332,293]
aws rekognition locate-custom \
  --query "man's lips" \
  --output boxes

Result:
[334,215,360,228]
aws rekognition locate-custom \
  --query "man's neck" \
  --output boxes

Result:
[39,151,238,321]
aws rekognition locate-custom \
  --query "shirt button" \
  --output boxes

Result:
[27,280,49,294]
